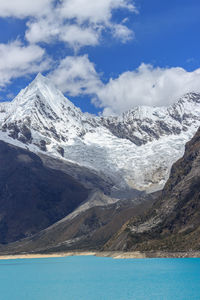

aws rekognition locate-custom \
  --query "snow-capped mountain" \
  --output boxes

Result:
[1,73,200,193]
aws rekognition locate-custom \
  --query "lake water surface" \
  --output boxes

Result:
[0,256,200,300]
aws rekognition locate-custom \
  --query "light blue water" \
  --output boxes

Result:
[0,256,200,300]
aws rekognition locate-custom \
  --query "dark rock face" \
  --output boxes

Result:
[39,140,47,151]
[0,141,89,244]
[2,122,32,144]
[105,127,200,251]
[57,146,64,157]
[102,112,185,146]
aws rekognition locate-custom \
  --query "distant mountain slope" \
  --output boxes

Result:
[105,127,200,251]
[0,193,156,254]
[0,140,89,244]
[1,74,200,192]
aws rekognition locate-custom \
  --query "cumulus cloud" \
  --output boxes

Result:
[26,17,100,50]
[25,0,136,50]
[97,64,200,115]
[60,25,99,50]
[59,0,136,24]
[0,0,137,50]
[26,20,99,50]
[0,40,50,88]
[48,55,102,96]
[49,56,200,115]
[25,16,58,44]
[112,24,134,43]
[0,0,52,18]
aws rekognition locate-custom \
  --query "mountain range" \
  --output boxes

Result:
[0,74,200,253]
[1,73,200,195]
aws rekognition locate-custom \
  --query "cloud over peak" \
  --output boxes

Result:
[48,55,102,97]
[96,64,200,115]
[49,56,200,115]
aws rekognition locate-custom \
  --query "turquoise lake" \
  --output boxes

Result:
[0,256,200,300]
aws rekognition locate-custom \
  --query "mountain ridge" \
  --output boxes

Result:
[1,74,200,193]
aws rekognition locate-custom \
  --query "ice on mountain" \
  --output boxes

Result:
[0,74,200,193]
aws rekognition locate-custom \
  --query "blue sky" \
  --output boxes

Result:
[0,0,200,115]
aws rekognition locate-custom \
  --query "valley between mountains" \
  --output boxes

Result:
[0,74,200,254]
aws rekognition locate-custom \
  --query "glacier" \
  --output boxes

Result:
[1,73,200,193]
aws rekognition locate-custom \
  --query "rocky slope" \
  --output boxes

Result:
[105,127,200,251]
[1,74,200,193]
[0,193,156,254]
[0,139,149,250]
[0,140,89,244]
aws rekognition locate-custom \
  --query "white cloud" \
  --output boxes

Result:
[112,24,134,43]
[59,0,136,24]
[97,64,200,115]
[25,14,62,44]
[25,0,136,50]
[0,0,52,18]
[26,16,100,50]
[48,55,102,96]
[49,56,200,115]
[59,25,99,50]
[0,40,50,87]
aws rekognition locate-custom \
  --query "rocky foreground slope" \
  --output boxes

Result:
[0,196,156,254]
[105,127,200,251]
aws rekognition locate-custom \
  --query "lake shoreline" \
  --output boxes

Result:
[0,251,200,260]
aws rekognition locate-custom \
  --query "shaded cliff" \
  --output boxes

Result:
[0,141,89,243]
